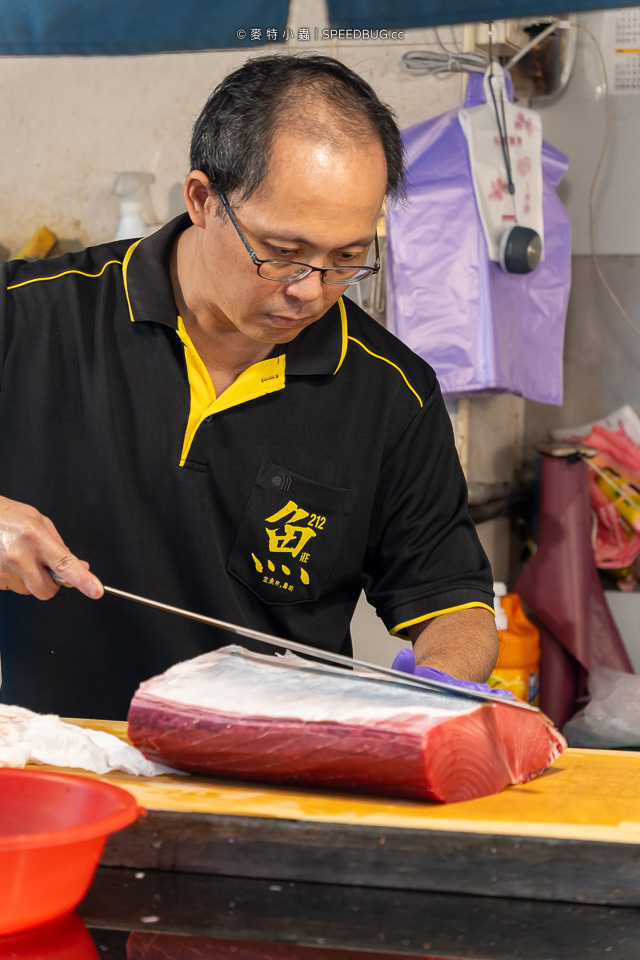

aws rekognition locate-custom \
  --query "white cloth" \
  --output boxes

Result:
[0,703,179,776]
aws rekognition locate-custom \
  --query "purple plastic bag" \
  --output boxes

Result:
[386,73,571,405]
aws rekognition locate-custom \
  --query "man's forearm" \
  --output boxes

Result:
[408,607,498,682]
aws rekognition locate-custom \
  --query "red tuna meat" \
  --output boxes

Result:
[128,646,566,804]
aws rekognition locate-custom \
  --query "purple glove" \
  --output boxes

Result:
[391,648,517,699]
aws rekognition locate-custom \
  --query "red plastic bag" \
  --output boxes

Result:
[582,425,640,570]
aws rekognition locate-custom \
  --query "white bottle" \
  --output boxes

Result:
[113,172,155,241]
[493,581,508,631]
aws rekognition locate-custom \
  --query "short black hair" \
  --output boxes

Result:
[190,54,406,203]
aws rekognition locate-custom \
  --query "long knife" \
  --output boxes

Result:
[49,571,537,711]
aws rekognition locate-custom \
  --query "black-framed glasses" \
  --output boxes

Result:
[215,189,380,285]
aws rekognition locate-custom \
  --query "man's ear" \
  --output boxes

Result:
[184,171,212,228]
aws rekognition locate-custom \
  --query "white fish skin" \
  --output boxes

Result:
[133,644,481,728]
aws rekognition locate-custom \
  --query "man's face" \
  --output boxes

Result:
[193,130,387,345]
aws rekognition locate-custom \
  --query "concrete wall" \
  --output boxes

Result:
[537,10,640,257]
[526,9,640,447]
[0,2,467,256]
[525,254,640,450]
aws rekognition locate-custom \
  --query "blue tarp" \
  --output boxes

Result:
[1,0,635,56]
[0,0,289,55]
[326,0,637,30]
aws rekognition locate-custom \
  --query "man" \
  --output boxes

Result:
[0,55,497,720]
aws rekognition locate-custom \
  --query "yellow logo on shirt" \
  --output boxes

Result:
[250,499,325,592]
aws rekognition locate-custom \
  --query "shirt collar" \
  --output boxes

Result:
[123,212,349,376]
[278,299,348,377]
[122,213,189,329]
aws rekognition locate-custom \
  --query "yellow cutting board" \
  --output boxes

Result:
[35,718,640,847]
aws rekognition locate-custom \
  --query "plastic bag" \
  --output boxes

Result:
[386,72,571,404]
[563,667,640,748]
[582,424,640,571]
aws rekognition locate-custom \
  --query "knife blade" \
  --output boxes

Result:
[48,570,537,711]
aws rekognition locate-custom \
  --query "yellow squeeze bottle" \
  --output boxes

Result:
[489,582,540,705]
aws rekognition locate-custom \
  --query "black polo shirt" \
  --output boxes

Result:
[0,214,493,720]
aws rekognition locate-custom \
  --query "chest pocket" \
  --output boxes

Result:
[228,460,352,605]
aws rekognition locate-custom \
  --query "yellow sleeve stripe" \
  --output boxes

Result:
[347,336,423,407]
[7,260,122,291]
[390,602,496,636]
[122,238,144,322]
[332,297,349,375]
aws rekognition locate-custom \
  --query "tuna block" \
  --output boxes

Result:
[128,646,566,803]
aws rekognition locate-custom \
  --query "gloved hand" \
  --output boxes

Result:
[391,648,517,699]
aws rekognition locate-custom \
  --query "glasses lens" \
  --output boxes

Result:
[257,261,377,284]
[258,261,312,281]
[322,267,375,285]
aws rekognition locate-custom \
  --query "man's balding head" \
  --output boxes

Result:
[189,54,405,205]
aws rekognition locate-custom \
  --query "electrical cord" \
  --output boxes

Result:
[487,70,516,196]
[435,24,463,55]
[574,21,640,340]
[505,18,562,70]
[402,46,486,77]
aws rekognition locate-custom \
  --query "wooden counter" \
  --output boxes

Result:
[80,867,640,958]
[41,719,640,907]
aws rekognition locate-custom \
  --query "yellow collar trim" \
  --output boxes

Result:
[347,336,424,408]
[332,297,349,375]
[122,238,144,323]
[176,317,286,465]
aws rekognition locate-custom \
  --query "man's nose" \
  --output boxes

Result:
[283,269,325,302]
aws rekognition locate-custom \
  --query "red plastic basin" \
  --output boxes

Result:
[0,911,98,959]
[0,768,143,935]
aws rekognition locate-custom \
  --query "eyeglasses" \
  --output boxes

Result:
[215,189,380,285]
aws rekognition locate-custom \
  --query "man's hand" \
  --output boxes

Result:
[0,496,103,600]
[392,647,516,699]
[408,607,498,683]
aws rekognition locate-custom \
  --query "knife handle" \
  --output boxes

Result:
[47,569,73,588]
